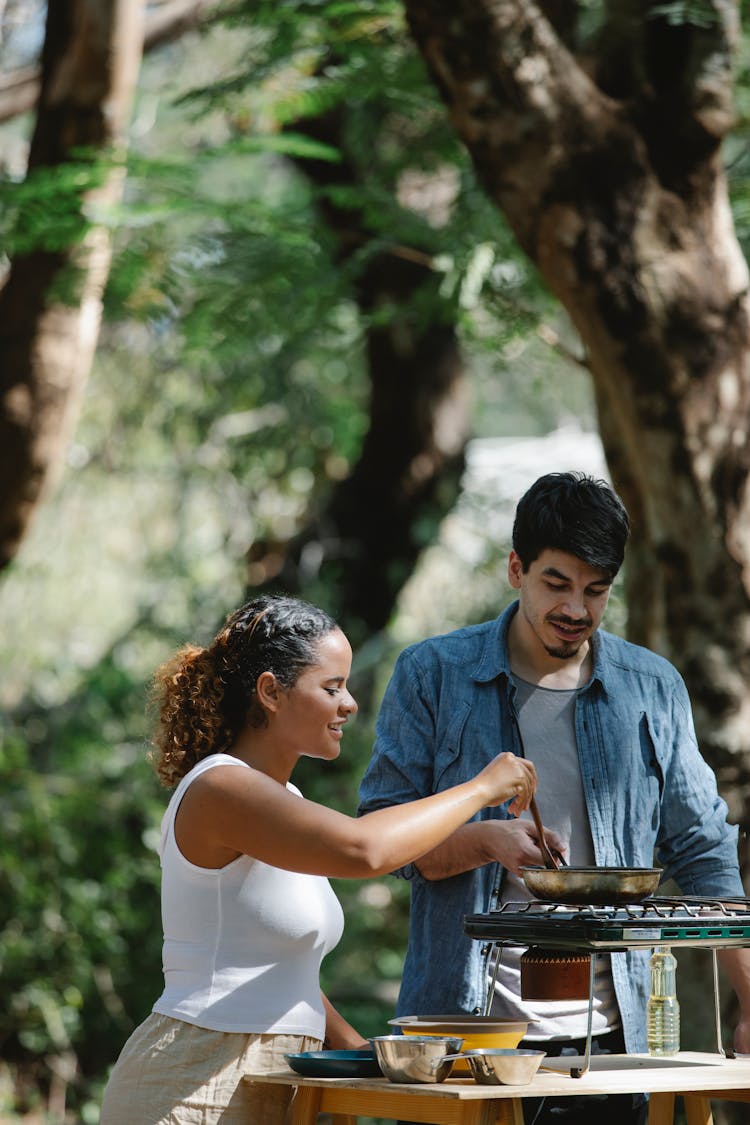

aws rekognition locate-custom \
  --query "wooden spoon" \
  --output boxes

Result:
[529,796,562,870]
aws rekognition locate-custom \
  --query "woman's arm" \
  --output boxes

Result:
[320,992,370,1050]
[175,752,536,877]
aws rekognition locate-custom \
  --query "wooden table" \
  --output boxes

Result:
[247,1051,750,1124]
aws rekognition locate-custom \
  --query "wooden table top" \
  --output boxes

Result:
[249,1052,750,1100]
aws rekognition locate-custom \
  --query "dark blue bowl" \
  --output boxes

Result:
[285,1049,383,1078]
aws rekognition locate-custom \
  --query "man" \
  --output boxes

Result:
[358,471,750,1124]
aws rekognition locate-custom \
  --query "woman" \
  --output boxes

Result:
[100,594,536,1124]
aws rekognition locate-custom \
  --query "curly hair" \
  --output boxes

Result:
[149,595,339,787]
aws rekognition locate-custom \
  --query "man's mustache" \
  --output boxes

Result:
[547,614,593,629]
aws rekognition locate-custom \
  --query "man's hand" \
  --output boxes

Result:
[416,817,566,881]
[481,817,567,877]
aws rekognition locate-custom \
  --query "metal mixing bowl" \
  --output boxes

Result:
[463,1048,546,1085]
[369,1035,464,1083]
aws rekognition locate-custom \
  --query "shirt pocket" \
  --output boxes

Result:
[434,699,472,790]
[640,712,664,832]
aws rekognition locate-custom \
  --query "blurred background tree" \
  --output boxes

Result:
[0,0,147,569]
[0,0,747,1121]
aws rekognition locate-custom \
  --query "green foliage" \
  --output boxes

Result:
[727,0,750,258]
[0,658,165,1117]
[100,0,549,518]
[0,154,109,256]
[649,0,721,28]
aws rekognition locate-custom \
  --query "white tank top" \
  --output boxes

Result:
[152,754,344,1036]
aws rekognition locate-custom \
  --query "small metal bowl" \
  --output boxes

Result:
[369,1035,464,1083]
[463,1048,546,1085]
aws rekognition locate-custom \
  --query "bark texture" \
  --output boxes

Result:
[0,0,146,569]
[404,0,750,844]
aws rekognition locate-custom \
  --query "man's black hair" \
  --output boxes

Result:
[512,471,630,577]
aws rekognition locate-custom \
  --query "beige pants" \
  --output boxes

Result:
[99,1011,321,1124]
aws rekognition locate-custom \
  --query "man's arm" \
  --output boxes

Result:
[359,638,562,881]
[357,645,451,871]
[654,681,750,1049]
[416,818,567,880]
[656,676,744,896]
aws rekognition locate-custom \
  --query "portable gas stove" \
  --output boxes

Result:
[464,895,750,1076]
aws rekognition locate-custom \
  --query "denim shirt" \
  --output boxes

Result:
[357,602,743,1052]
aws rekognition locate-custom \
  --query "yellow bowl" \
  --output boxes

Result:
[388,1016,528,1071]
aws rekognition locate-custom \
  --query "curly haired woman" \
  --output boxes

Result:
[99,594,536,1124]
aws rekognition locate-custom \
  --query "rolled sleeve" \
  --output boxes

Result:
[655,676,743,895]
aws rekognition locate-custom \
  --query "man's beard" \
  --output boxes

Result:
[543,639,584,659]
[543,615,592,660]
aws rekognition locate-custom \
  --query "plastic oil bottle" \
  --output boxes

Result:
[647,945,680,1056]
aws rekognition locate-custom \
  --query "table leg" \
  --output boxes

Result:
[649,1093,714,1125]
[682,1095,714,1125]
[450,1098,523,1125]
[290,1085,323,1125]
[490,1098,524,1125]
[648,1091,674,1125]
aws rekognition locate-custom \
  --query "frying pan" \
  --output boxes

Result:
[520,865,662,904]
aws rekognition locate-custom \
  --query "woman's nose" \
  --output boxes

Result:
[341,691,358,715]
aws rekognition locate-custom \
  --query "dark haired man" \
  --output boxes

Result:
[359,472,750,1124]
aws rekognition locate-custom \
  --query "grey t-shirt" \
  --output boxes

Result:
[489,676,620,1039]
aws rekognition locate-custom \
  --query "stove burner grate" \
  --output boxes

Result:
[465,895,750,952]
[494,895,750,922]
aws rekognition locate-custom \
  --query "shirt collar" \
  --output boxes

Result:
[471,601,517,682]
[472,599,609,696]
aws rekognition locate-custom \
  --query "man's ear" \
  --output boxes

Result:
[255,670,282,712]
[508,549,524,590]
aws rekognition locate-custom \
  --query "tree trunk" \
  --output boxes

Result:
[0,0,218,123]
[0,0,146,569]
[247,250,468,647]
[403,0,750,849]
[247,104,470,644]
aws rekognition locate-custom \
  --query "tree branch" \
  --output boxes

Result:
[0,0,219,123]
[403,0,621,252]
[404,0,609,141]
[589,0,738,184]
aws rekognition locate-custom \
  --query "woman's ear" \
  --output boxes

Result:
[255,670,282,713]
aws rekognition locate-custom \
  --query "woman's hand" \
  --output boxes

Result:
[477,752,536,814]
